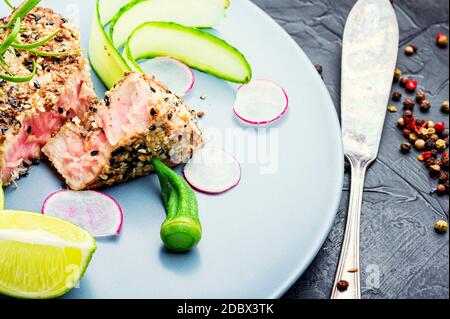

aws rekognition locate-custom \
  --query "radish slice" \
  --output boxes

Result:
[184,148,241,194]
[139,57,195,96]
[42,190,123,237]
[233,79,288,125]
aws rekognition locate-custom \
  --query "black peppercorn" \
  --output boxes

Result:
[416,91,426,103]
[392,91,402,101]
[424,139,436,151]
[415,118,425,127]
[442,157,449,170]
[403,98,415,110]
[400,142,412,153]
[419,100,431,112]
[429,165,442,178]
[403,109,413,119]
[90,150,99,156]
[314,64,323,79]
[336,280,349,292]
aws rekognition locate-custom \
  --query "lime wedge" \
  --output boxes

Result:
[0,210,96,299]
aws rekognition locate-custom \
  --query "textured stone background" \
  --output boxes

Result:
[251,0,449,299]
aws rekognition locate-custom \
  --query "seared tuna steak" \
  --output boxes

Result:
[0,7,96,185]
[43,72,204,190]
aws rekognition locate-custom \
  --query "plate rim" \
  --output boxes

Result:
[243,1,344,299]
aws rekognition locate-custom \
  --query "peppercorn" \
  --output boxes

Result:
[439,171,449,183]
[425,158,436,168]
[415,118,425,127]
[314,64,323,78]
[90,150,99,156]
[399,75,409,87]
[336,280,349,292]
[402,128,412,137]
[424,139,436,151]
[435,122,446,133]
[403,98,415,110]
[415,139,425,150]
[436,33,448,48]
[436,139,447,152]
[441,130,449,139]
[429,165,441,177]
[419,128,429,139]
[394,68,402,82]
[436,184,447,195]
[400,142,412,153]
[434,220,448,234]
[392,91,402,101]
[387,105,397,112]
[403,109,413,120]
[441,100,449,114]
[405,79,418,92]
[415,91,426,103]
[397,118,405,128]
[430,150,439,159]
[430,134,439,142]
[442,157,450,170]
[419,100,431,112]
[404,44,417,55]
[409,133,418,143]
[427,121,435,128]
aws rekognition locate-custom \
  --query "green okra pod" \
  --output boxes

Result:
[152,158,202,252]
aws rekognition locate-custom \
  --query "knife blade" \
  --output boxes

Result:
[331,0,399,299]
[341,0,399,159]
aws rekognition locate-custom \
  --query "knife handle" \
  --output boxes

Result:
[331,156,371,299]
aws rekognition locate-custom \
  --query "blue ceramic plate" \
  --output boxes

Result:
[2,0,343,298]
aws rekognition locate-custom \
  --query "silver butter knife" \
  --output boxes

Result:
[331,0,399,299]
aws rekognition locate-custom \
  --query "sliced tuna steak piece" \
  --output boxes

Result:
[0,7,97,185]
[43,72,204,190]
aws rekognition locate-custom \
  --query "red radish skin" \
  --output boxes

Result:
[183,148,241,195]
[42,190,123,236]
[233,79,289,125]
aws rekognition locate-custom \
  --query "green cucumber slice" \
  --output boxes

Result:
[98,0,130,25]
[110,0,229,48]
[125,22,252,84]
[89,0,131,89]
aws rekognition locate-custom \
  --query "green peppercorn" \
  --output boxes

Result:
[441,100,449,114]
[409,133,418,143]
[388,105,398,112]
[434,220,448,234]
[436,139,447,152]
[393,68,402,82]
